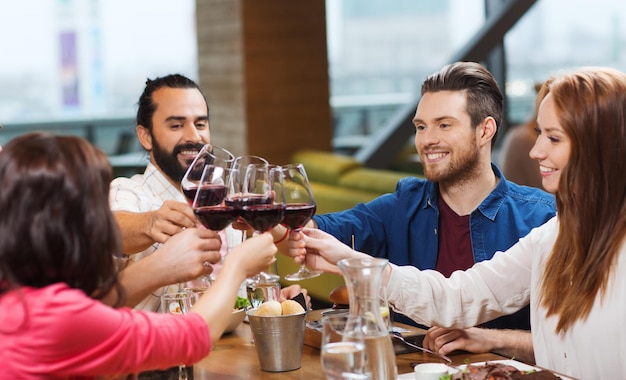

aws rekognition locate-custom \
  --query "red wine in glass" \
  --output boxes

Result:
[182,185,199,206]
[193,184,227,207]
[225,194,271,220]
[194,205,238,230]
[236,162,283,286]
[181,144,234,205]
[281,163,321,281]
[281,203,316,230]
[226,194,272,208]
[240,204,285,232]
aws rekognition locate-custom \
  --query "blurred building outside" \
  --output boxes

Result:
[1,0,626,174]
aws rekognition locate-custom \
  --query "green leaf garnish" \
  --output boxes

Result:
[234,296,251,310]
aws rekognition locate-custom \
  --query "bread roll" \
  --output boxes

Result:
[281,299,305,315]
[329,285,349,307]
[255,300,282,317]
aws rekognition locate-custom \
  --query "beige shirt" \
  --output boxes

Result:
[109,162,231,311]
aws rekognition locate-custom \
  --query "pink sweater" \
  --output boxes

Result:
[0,283,211,379]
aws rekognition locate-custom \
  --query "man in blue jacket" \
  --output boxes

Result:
[275,62,555,362]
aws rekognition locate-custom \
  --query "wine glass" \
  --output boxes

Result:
[281,163,320,281]
[239,164,285,286]
[181,144,235,205]
[225,155,269,244]
[321,313,368,380]
[160,290,194,315]
[160,290,195,379]
[190,165,237,289]
[228,155,269,202]
[193,165,237,230]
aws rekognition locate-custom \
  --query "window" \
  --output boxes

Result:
[0,0,197,128]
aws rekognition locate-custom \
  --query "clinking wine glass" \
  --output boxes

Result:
[193,165,237,231]
[281,163,321,281]
[239,164,285,286]
[181,144,235,205]
[190,165,237,288]
[228,155,269,207]
[225,155,269,242]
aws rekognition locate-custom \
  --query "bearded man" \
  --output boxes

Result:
[272,62,555,363]
[110,74,309,311]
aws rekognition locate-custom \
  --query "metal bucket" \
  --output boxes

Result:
[247,309,307,372]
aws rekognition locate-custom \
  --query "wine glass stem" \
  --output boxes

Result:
[294,228,308,272]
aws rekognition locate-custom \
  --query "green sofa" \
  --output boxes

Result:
[276,149,420,305]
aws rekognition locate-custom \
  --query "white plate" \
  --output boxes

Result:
[460,359,537,372]
[398,359,574,379]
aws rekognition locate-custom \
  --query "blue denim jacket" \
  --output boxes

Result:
[314,164,555,268]
[314,165,556,329]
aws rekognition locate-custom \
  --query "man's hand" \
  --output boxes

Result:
[114,200,198,253]
[148,200,198,243]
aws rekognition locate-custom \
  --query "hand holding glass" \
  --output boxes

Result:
[281,163,320,281]
[191,165,237,286]
[193,165,237,231]
[239,164,285,285]
[225,155,269,238]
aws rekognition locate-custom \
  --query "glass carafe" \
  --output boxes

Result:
[337,257,397,380]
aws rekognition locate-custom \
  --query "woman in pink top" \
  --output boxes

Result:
[0,132,278,379]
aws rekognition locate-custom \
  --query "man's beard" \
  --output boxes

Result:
[152,139,204,184]
[423,138,481,186]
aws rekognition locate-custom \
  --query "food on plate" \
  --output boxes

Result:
[448,362,561,380]
[255,300,283,316]
[281,299,305,315]
[511,372,562,379]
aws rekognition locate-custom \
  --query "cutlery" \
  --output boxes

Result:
[391,331,452,364]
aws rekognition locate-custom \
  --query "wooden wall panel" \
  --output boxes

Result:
[196,0,332,164]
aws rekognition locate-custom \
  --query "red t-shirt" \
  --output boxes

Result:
[435,196,474,277]
[0,283,211,379]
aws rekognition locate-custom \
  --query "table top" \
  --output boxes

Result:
[192,319,506,379]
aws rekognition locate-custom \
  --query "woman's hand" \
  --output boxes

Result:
[288,228,369,275]
[423,326,535,364]
[226,232,277,279]
[150,227,221,284]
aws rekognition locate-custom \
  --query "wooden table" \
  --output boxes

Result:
[193,319,506,379]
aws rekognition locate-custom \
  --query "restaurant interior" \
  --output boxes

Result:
[2,0,625,378]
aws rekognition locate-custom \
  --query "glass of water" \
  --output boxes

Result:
[160,290,194,315]
[321,313,369,380]
[245,278,281,309]
[159,290,195,379]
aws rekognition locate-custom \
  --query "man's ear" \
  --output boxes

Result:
[478,116,497,148]
[137,125,152,151]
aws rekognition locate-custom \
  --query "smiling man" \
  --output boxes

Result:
[110,74,309,312]
[275,62,556,361]
[109,74,219,311]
